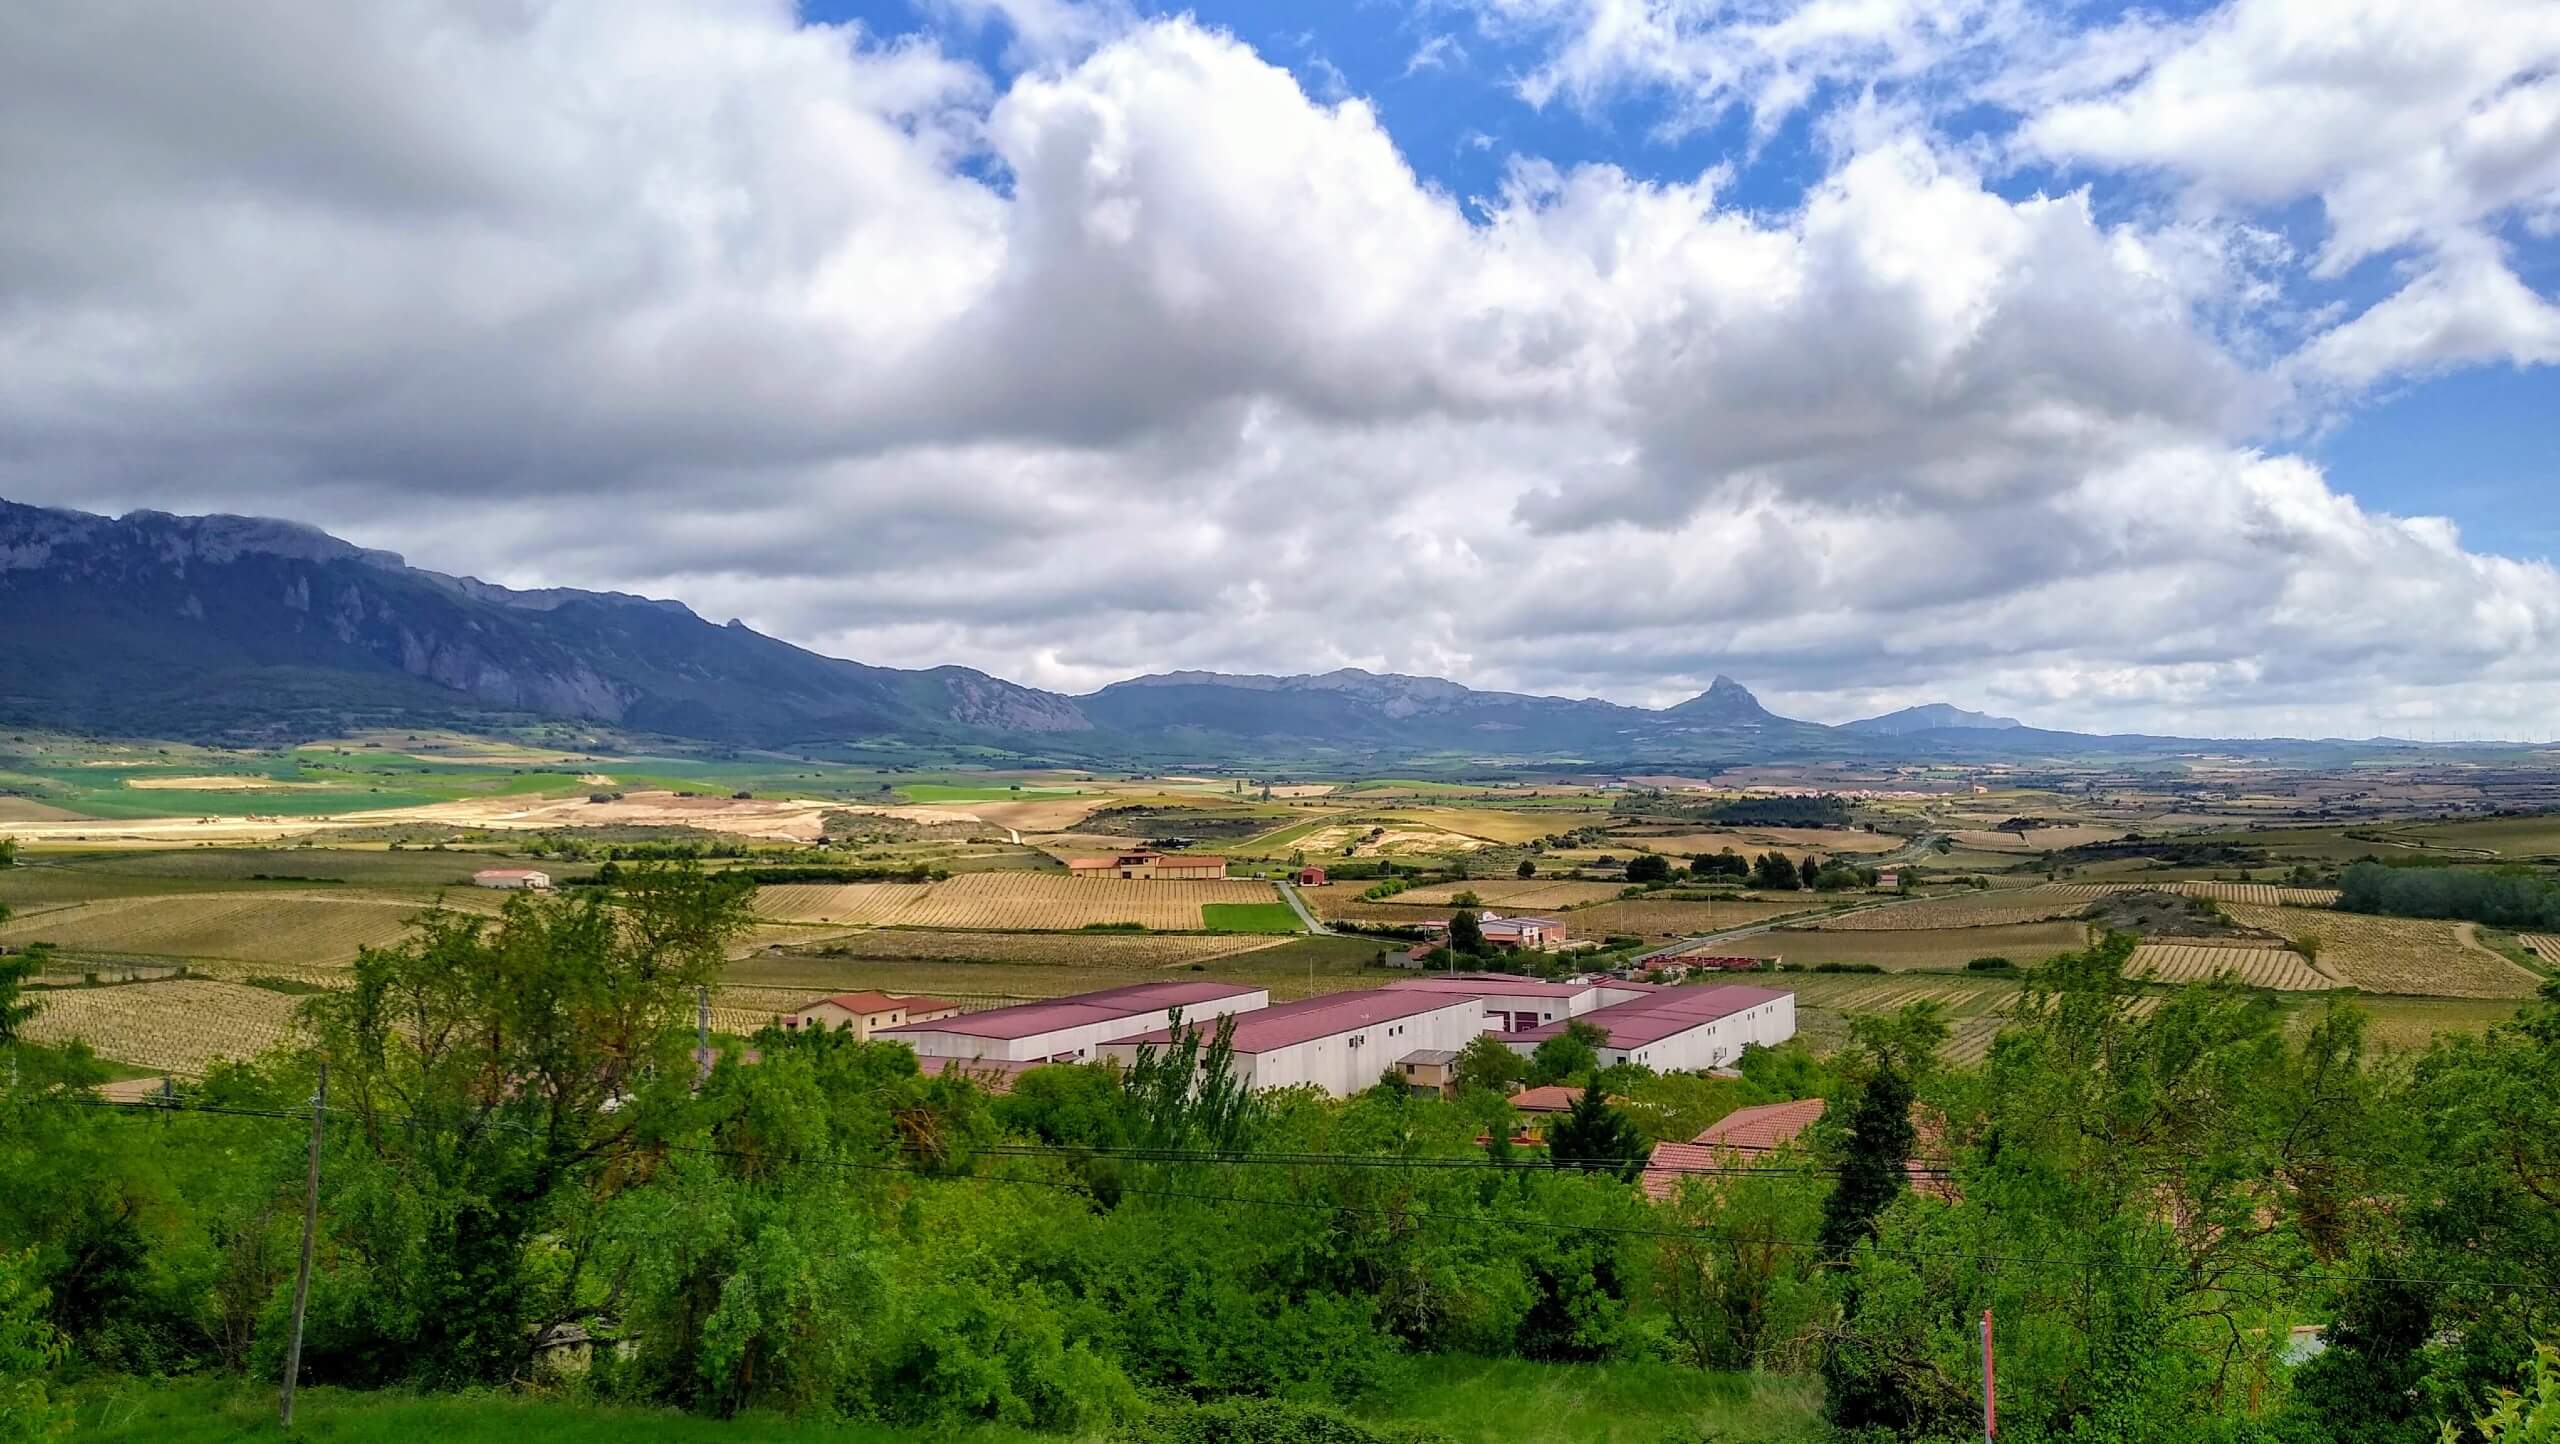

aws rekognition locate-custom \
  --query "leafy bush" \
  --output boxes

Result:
[2337,860,2560,930]
[1116,1397,1454,1444]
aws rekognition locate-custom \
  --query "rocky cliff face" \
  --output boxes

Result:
[0,500,1087,743]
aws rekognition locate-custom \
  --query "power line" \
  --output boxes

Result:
[39,1093,2559,1297]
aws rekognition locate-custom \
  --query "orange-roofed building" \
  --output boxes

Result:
[783,991,964,1039]
[1642,1097,1955,1201]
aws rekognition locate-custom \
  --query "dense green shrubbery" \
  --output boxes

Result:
[12,869,2560,1444]
[1707,795,1853,828]
[2336,859,2560,930]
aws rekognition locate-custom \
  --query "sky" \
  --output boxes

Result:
[0,0,2555,739]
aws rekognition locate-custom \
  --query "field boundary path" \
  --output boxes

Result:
[1275,879,1325,934]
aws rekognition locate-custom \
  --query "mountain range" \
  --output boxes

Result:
[0,498,2363,766]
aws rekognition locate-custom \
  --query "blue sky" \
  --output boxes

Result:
[3,0,2555,736]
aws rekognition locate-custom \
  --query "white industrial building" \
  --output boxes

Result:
[1507,984,1796,1073]
[1383,973,1652,1034]
[1097,989,1488,1097]
[875,979,1268,1064]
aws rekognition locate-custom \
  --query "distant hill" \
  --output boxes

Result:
[1841,702,2025,736]
[0,498,2416,767]
[0,500,1087,745]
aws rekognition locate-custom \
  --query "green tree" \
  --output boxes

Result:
[293,862,754,1385]
[1528,1020,1608,1088]
[1624,853,1671,885]
[1816,1003,1946,1257]
[2464,1343,2560,1440]
[1751,852,1801,891]
[1546,1080,1645,1182]
[1516,858,1537,879]
[1448,908,1490,957]
[1451,1033,1529,1097]
[1797,854,1821,890]
[0,943,41,1044]
[0,1248,69,1443]
[1656,1157,1824,1371]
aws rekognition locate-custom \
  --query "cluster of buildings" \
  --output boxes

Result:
[1063,850,1228,879]
[783,971,1795,1100]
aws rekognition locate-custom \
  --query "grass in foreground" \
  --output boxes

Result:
[68,1359,1824,1444]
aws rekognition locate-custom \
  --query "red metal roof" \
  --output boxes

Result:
[909,1054,1050,1095]
[876,980,1260,1042]
[1510,984,1789,1050]
[1112,988,1472,1053]
[1385,974,1589,999]
[1507,1084,1586,1112]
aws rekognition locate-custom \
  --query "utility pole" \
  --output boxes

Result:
[280,1060,327,1429]
[1981,1307,1996,1441]
[696,986,712,1084]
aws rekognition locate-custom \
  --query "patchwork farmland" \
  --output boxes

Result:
[2125,942,2335,991]
[1750,921,2090,971]
[0,891,496,966]
[1389,879,1632,909]
[23,979,302,1076]
[1809,887,2091,931]
[750,873,1288,932]
[2217,902,2541,998]
[2045,881,2341,907]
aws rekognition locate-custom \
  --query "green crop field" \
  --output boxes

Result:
[1200,901,1304,933]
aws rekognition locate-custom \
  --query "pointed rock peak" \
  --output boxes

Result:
[1666,674,1772,719]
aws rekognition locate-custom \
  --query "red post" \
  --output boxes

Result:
[1982,1307,1996,1440]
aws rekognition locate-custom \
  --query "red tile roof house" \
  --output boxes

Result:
[1096,989,1490,1097]
[1641,1097,1955,1201]
[875,980,1269,1064]
[1506,1084,1590,1114]
[782,991,962,1039]
[1506,985,1796,1073]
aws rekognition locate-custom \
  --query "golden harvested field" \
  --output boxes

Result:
[891,872,1283,931]
[1375,808,1576,846]
[1753,922,2090,971]
[1294,823,1489,856]
[2219,903,2540,998]
[1810,887,2089,931]
[754,929,1294,970]
[1394,880,1631,909]
[0,891,491,965]
[2515,933,2560,964]
[2045,881,2340,907]
[753,882,934,925]
[2127,943,2334,991]
[1568,898,1819,939]
[25,980,301,1074]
